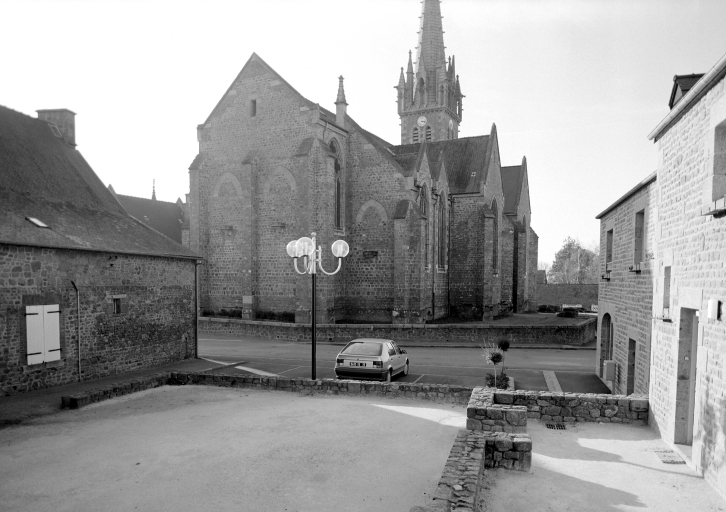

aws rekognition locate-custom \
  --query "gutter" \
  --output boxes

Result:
[648,51,726,141]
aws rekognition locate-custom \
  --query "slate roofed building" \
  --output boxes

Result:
[0,105,200,395]
[108,184,187,244]
[186,0,538,323]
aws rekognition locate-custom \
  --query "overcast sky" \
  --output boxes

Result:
[4,0,726,263]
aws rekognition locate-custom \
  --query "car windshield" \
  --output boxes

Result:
[341,342,382,356]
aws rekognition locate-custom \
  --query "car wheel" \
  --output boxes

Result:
[402,361,409,376]
[385,368,392,383]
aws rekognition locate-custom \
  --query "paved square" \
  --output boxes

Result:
[0,386,465,511]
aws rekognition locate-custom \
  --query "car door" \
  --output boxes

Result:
[392,342,405,374]
[386,342,398,373]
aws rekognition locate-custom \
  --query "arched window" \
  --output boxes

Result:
[417,77,426,106]
[420,186,429,267]
[412,126,420,143]
[330,138,342,229]
[438,194,446,267]
[425,126,432,142]
[491,199,499,273]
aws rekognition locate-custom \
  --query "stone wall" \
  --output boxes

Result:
[536,284,599,310]
[0,245,196,395]
[648,70,726,495]
[199,316,597,346]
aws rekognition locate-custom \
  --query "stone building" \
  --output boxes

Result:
[108,184,186,244]
[596,53,726,496]
[0,105,199,395]
[186,0,538,324]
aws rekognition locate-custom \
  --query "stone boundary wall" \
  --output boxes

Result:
[61,372,474,409]
[535,283,599,310]
[464,388,649,426]
[199,316,597,346]
[411,429,532,512]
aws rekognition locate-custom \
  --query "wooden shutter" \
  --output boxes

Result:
[43,305,61,362]
[26,305,44,365]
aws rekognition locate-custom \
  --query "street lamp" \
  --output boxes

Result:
[286,232,349,379]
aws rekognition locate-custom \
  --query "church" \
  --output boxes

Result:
[185,0,538,324]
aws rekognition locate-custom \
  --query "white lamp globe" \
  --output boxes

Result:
[331,239,350,258]
[286,240,297,258]
[295,237,315,257]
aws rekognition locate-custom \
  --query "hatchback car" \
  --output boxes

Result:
[334,338,409,382]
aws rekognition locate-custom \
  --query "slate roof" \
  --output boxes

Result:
[113,192,185,244]
[669,73,704,109]
[501,165,524,214]
[0,105,198,259]
[391,136,490,194]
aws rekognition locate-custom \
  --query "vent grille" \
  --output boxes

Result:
[546,423,566,430]
[651,449,685,464]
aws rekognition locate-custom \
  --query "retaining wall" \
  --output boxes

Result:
[199,316,597,346]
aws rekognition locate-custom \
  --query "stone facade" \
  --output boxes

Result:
[597,57,726,497]
[186,0,538,324]
[535,283,599,310]
[0,246,196,395]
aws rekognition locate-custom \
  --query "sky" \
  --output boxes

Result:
[3,0,726,264]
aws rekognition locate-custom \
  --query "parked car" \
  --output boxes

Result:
[334,338,409,382]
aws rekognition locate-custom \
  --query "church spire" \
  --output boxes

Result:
[335,75,347,127]
[152,179,156,201]
[416,0,446,76]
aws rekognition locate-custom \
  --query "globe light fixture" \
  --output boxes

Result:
[287,232,349,379]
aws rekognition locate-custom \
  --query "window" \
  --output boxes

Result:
[412,126,420,143]
[663,266,672,311]
[438,196,446,267]
[113,298,122,314]
[606,229,614,271]
[491,199,499,273]
[249,99,257,117]
[417,77,426,106]
[425,126,432,142]
[335,178,342,229]
[634,210,645,264]
[420,186,429,267]
[712,119,726,201]
[26,217,49,228]
[25,305,61,365]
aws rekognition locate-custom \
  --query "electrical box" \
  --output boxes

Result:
[603,360,616,381]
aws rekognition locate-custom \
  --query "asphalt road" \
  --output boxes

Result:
[199,334,610,393]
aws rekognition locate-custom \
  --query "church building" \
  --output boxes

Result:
[186,0,538,324]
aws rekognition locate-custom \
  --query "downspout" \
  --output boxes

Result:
[194,260,200,359]
[71,281,81,381]
[447,195,453,317]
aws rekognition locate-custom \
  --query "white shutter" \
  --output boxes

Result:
[25,305,44,365]
[43,305,61,362]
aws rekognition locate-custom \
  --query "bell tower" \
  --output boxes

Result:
[396,0,463,145]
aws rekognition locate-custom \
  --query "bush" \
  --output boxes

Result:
[256,310,295,323]
[486,368,509,389]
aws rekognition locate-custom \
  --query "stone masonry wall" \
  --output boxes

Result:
[0,244,196,395]
[536,284,599,309]
[199,316,597,346]
[650,72,726,495]
[597,178,656,396]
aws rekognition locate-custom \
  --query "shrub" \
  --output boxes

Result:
[485,368,509,389]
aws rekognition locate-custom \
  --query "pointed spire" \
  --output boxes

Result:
[407,50,414,75]
[152,179,156,201]
[416,0,446,76]
[335,75,347,106]
[398,67,406,88]
[335,75,347,127]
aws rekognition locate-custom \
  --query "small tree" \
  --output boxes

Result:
[481,340,510,388]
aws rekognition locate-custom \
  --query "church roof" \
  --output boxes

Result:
[112,192,185,244]
[501,165,524,214]
[0,105,198,259]
[391,136,490,194]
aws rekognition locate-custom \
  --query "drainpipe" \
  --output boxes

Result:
[71,281,82,381]
[194,260,201,359]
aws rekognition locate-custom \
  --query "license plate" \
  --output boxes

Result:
[348,361,367,367]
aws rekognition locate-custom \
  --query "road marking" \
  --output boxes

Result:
[277,366,304,375]
[543,371,563,392]
[234,366,279,377]
[412,374,425,383]
[199,357,245,366]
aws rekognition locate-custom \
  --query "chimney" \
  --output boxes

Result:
[335,76,347,128]
[37,109,76,146]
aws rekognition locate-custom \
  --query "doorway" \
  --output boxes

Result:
[626,339,636,395]
[674,308,699,445]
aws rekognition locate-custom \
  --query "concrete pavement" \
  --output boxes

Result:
[0,386,464,512]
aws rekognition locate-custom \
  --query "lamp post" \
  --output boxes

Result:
[286,232,349,379]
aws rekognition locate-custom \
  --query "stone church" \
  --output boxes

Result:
[186,0,538,324]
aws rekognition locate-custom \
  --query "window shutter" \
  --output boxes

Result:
[26,305,44,365]
[119,302,128,314]
[43,305,61,362]
[105,303,114,315]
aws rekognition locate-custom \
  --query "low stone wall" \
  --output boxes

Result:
[199,316,597,346]
[466,388,528,433]
[494,390,649,425]
[535,283,599,310]
[61,372,474,409]
[411,429,532,512]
